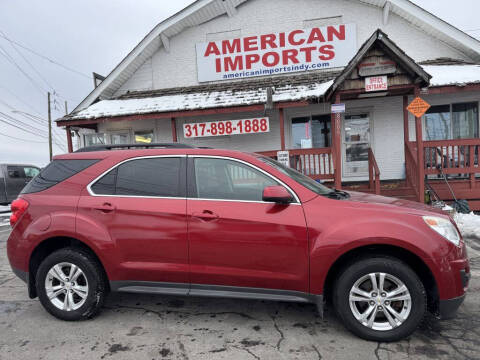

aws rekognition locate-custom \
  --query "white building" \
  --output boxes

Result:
[57,0,480,209]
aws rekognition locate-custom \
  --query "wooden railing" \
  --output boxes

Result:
[257,148,335,181]
[423,138,479,189]
[368,148,381,195]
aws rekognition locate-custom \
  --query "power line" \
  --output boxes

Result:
[0,32,91,80]
[0,85,44,116]
[0,44,47,96]
[0,130,47,143]
[1,30,56,91]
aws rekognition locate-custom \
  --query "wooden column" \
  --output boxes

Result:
[171,118,178,142]
[279,108,286,150]
[403,96,409,144]
[403,95,409,182]
[414,88,425,203]
[332,93,342,190]
[66,126,73,153]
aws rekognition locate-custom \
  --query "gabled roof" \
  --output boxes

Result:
[72,0,480,115]
[325,29,431,99]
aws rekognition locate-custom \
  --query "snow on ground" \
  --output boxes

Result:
[0,205,10,213]
[454,212,480,240]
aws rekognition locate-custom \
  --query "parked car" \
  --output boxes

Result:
[7,144,470,342]
[0,164,40,205]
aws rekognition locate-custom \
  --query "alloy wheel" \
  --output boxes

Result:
[44,262,89,311]
[349,272,412,331]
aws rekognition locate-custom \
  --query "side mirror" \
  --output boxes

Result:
[262,186,294,204]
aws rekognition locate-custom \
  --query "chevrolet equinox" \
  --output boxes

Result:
[7,144,470,342]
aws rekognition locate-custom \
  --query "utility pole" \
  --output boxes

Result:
[48,92,52,161]
[64,101,68,115]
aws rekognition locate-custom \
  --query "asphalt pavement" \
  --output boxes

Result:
[0,226,479,360]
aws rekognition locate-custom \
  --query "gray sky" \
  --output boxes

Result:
[0,0,479,166]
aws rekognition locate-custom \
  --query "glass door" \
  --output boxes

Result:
[343,114,371,177]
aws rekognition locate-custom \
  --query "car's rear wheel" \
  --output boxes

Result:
[333,257,426,342]
[36,248,106,321]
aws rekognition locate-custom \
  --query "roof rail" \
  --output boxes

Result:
[75,143,195,153]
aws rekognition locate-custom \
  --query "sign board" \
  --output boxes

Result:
[332,103,346,113]
[277,151,290,167]
[358,59,396,77]
[407,97,431,118]
[365,76,388,92]
[183,118,269,138]
[196,24,357,82]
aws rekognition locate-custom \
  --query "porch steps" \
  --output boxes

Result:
[342,181,417,200]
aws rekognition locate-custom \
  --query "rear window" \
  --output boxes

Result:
[22,159,98,194]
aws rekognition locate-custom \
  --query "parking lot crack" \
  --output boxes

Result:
[232,345,261,360]
[270,314,285,351]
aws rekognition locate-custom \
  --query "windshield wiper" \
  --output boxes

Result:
[325,188,351,200]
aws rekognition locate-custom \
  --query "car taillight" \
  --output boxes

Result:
[10,198,29,227]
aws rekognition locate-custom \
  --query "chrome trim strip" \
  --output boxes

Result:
[86,154,301,204]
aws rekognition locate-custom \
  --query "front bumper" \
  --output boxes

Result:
[11,266,28,283]
[439,294,466,320]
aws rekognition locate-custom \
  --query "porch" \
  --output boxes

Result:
[257,137,480,210]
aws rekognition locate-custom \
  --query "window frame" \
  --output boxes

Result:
[84,133,106,147]
[422,101,479,140]
[187,155,300,204]
[87,155,187,199]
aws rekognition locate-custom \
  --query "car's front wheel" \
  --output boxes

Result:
[36,248,106,321]
[333,257,426,342]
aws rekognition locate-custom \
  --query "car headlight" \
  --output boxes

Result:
[423,216,461,246]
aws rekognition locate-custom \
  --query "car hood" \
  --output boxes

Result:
[343,191,446,216]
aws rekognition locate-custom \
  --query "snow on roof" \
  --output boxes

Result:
[70,80,334,120]
[423,65,480,87]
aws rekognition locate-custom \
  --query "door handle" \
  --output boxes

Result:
[94,202,116,213]
[191,210,219,221]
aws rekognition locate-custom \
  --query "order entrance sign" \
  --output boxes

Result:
[407,97,431,118]
[277,151,290,167]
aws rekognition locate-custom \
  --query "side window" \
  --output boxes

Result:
[7,166,25,179]
[24,167,40,178]
[91,157,182,197]
[194,158,278,201]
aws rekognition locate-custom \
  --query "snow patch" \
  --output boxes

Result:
[423,65,480,87]
[454,212,480,240]
[71,80,334,120]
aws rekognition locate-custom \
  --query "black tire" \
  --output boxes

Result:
[333,257,426,342]
[36,247,107,321]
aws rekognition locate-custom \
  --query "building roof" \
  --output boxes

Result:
[65,71,338,120]
[71,0,480,115]
[61,62,480,122]
[325,29,431,100]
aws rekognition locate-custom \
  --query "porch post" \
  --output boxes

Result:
[171,118,178,142]
[66,126,73,153]
[414,88,425,203]
[403,96,409,182]
[332,93,342,189]
[279,108,286,150]
[403,96,409,144]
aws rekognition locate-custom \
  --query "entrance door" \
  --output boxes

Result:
[343,114,371,177]
[187,156,309,293]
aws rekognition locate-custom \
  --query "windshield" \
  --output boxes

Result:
[257,156,334,196]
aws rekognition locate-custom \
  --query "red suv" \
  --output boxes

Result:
[7,144,470,341]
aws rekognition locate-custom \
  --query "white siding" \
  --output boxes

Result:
[115,0,472,95]
[176,110,281,152]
